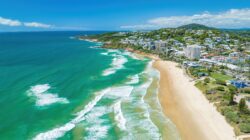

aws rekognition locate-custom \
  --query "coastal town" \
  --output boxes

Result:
[81,23,250,137]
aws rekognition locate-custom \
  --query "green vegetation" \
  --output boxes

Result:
[239,98,247,112]
[204,77,210,84]
[215,79,227,86]
[195,77,250,134]
[222,107,239,123]
[178,23,217,30]
[239,123,250,133]
[215,86,225,91]
[211,72,233,81]
[240,88,250,94]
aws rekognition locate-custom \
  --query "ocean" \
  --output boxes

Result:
[0,31,179,140]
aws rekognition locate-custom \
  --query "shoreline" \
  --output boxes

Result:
[123,48,236,140]
[99,43,238,139]
[153,60,236,140]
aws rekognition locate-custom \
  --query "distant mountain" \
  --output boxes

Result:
[177,23,216,30]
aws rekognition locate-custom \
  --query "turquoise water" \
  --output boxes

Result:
[0,32,179,140]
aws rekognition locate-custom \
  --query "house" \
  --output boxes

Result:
[227,52,245,64]
[211,56,227,63]
[174,51,185,57]
[183,61,200,68]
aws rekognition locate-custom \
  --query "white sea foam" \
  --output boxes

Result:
[84,106,111,140]
[107,49,120,53]
[34,123,75,140]
[84,125,110,140]
[123,102,161,140]
[28,84,69,106]
[113,101,126,130]
[89,46,101,49]
[33,88,110,140]
[123,51,140,60]
[104,86,133,99]
[84,106,109,124]
[102,55,128,76]
[101,49,119,56]
[121,67,162,139]
[72,88,110,123]
[126,74,139,84]
[100,52,109,56]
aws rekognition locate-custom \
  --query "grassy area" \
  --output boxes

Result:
[210,72,233,81]
[195,78,250,135]
[195,80,227,102]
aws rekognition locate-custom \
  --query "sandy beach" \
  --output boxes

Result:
[153,60,236,140]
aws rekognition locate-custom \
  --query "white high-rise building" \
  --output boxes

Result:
[184,45,201,59]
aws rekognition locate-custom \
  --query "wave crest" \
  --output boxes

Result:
[33,88,110,140]
[27,84,69,106]
[102,55,128,76]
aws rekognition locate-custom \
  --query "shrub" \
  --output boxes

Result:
[216,79,227,86]
[240,88,250,94]
[222,107,240,123]
[204,78,210,84]
[229,92,235,105]
[206,89,216,94]
[228,84,237,93]
[239,123,250,133]
[216,86,225,91]
[239,98,247,112]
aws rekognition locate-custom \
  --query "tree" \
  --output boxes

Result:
[239,98,246,112]
[229,92,235,105]
[216,79,227,86]
[216,86,225,91]
[204,77,210,84]
[228,84,237,94]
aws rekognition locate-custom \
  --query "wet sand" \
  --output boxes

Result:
[153,60,236,140]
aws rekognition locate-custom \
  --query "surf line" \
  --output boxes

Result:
[33,88,110,140]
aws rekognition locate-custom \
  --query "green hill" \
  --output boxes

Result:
[178,23,216,30]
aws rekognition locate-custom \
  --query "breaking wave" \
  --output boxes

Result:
[33,88,110,140]
[27,84,69,106]
[113,101,126,130]
[84,106,111,140]
[104,86,134,99]
[102,55,128,76]
[126,74,139,85]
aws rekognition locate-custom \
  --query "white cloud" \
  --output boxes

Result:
[0,17,22,26]
[120,24,157,30]
[121,8,250,30]
[0,16,52,28]
[24,22,52,28]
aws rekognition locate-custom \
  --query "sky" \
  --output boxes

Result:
[0,0,250,31]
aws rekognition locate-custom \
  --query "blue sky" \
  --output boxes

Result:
[0,0,250,31]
